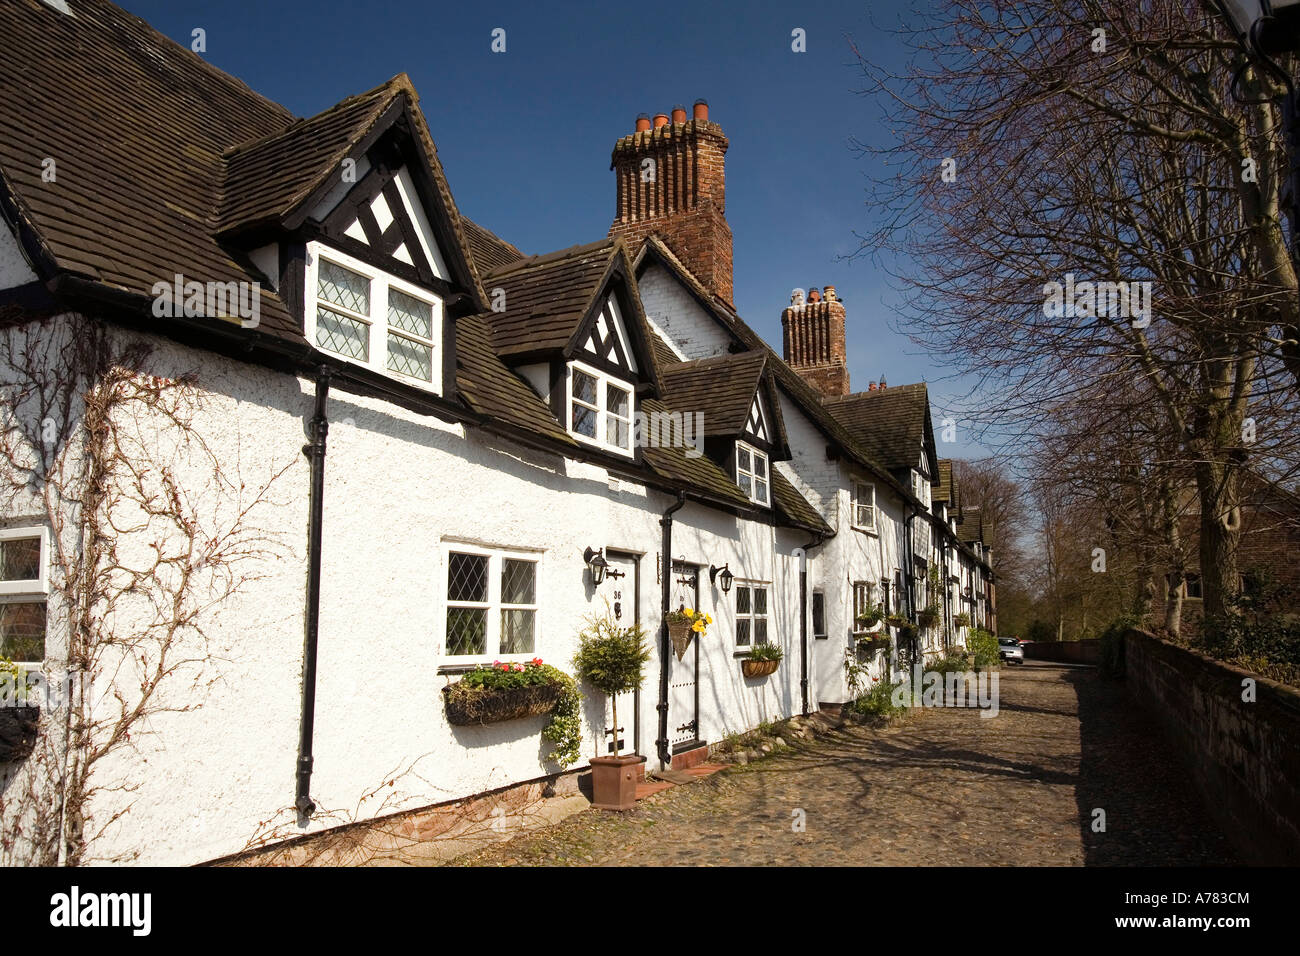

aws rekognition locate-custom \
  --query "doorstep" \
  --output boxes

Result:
[670,743,711,770]
[635,763,726,802]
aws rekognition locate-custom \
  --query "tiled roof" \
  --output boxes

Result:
[461,218,526,274]
[482,239,618,358]
[659,352,767,436]
[935,459,956,509]
[454,313,575,446]
[772,470,831,534]
[634,237,918,507]
[0,0,830,535]
[823,384,933,475]
[0,0,302,335]
[218,80,400,235]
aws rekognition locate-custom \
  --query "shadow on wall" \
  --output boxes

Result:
[1066,667,1238,866]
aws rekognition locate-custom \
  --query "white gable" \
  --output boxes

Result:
[311,163,449,281]
[580,294,638,373]
[746,393,768,442]
[0,222,38,290]
[637,262,733,361]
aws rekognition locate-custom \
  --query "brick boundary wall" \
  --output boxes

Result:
[1123,628,1300,865]
[1021,639,1099,665]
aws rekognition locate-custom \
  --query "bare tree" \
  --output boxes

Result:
[852,0,1300,622]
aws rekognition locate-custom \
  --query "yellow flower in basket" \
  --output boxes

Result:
[691,619,706,633]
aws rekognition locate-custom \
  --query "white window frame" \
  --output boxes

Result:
[0,526,49,666]
[852,580,875,635]
[851,480,876,532]
[565,359,635,457]
[304,242,443,392]
[735,440,770,507]
[734,580,770,648]
[441,543,541,660]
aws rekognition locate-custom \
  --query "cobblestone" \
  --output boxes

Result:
[448,664,1237,866]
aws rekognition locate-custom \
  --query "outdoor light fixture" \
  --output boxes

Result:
[1219,0,1300,56]
[1216,1,1300,254]
[584,547,609,586]
[709,563,734,594]
[583,547,624,587]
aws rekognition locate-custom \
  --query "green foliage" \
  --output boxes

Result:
[952,612,971,629]
[924,653,971,675]
[1202,572,1300,687]
[884,613,910,630]
[1097,616,1135,678]
[453,659,582,766]
[745,642,784,662]
[0,655,28,705]
[460,659,568,691]
[541,677,583,769]
[573,615,651,697]
[1025,619,1055,643]
[967,628,1000,669]
[849,677,908,718]
[855,603,884,628]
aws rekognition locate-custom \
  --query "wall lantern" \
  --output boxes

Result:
[1218,0,1300,56]
[584,547,623,587]
[709,563,734,594]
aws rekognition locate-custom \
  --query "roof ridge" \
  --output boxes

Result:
[486,237,617,278]
[220,76,403,160]
[108,0,294,131]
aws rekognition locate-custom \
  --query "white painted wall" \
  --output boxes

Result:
[0,223,38,290]
[637,263,731,361]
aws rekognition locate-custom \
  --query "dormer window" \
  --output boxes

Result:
[566,360,634,456]
[306,244,442,391]
[736,440,769,506]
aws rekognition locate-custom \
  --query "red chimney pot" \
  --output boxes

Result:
[671,104,687,124]
[808,288,822,302]
[693,98,709,121]
[653,113,669,129]
[635,113,651,132]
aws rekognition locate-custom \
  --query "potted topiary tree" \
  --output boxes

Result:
[573,614,652,811]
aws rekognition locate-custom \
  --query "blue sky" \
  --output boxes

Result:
[119,0,989,458]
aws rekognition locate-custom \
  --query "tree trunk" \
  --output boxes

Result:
[609,694,619,758]
[1195,458,1242,624]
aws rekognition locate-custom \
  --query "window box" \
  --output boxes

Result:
[0,704,39,762]
[442,681,563,726]
[741,659,779,678]
[740,641,783,677]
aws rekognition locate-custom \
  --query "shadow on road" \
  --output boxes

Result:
[1065,666,1238,866]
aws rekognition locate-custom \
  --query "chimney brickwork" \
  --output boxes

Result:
[782,286,850,397]
[608,100,734,305]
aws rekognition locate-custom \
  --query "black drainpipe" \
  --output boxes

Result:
[797,531,828,717]
[656,492,687,770]
[296,367,331,818]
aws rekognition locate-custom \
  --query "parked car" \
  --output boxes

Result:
[998,637,1025,665]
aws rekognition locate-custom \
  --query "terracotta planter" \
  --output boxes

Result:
[668,622,695,661]
[0,705,40,762]
[590,753,646,810]
[442,682,562,726]
[741,659,779,678]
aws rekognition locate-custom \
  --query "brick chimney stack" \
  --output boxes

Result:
[782,285,850,397]
[608,98,734,305]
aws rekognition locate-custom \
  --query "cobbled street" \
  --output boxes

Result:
[450,664,1238,866]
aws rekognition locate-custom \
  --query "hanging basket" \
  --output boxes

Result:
[669,622,695,661]
[741,659,779,678]
[0,705,40,762]
[442,682,563,726]
[917,609,940,629]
